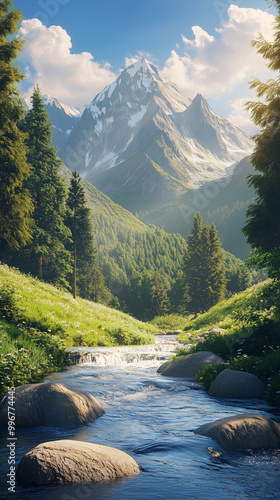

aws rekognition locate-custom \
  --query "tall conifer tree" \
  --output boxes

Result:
[0,0,33,251]
[181,213,225,314]
[21,86,71,286]
[150,272,170,318]
[243,0,280,279]
[66,171,105,300]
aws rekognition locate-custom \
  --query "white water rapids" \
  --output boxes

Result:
[66,334,186,368]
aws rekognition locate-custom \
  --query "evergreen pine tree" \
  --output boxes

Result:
[243,1,280,279]
[204,224,226,309]
[150,273,170,318]
[0,0,33,251]
[181,213,203,314]
[66,171,106,301]
[20,86,71,286]
[181,213,225,314]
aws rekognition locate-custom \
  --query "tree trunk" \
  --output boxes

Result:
[73,247,76,299]
[38,254,43,281]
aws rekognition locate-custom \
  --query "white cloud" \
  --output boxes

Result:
[182,26,214,48]
[227,97,259,136]
[162,5,275,100]
[17,6,276,134]
[18,19,117,106]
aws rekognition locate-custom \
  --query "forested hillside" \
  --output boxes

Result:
[61,165,263,319]
[140,157,255,260]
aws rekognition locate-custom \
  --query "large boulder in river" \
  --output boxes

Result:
[208,369,266,399]
[0,382,104,427]
[16,440,140,484]
[194,414,280,451]
[157,351,223,378]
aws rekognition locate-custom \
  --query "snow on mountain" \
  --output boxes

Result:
[24,94,82,150]
[60,58,253,211]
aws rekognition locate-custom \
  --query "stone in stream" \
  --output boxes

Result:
[0,382,104,427]
[16,440,140,484]
[208,369,266,399]
[194,413,280,452]
[157,351,223,378]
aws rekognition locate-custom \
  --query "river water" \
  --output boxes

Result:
[0,336,280,500]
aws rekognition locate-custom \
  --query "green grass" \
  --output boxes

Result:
[177,280,272,342]
[0,264,156,347]
[0,264,158,395]
[150,314,192,332]
[0,319,67,396]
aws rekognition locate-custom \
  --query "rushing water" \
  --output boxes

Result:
[1,336,280,500]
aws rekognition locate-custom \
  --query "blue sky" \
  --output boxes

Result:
[13,0,277,133]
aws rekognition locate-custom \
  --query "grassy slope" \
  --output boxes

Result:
[177,280,269,341]
[0,264,156,347]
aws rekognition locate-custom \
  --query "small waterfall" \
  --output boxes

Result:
[67,335,189,368]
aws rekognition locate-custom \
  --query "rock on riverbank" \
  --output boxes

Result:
[0,382,104,427]
[208,369,266,399]
[157,351,223,378]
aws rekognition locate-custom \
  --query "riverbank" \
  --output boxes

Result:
[173,280,280,405]
[0,264,156,395]
[1,344,279,500]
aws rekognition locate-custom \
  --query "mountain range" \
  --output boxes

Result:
[59,58,253,212]
[26,59,256,261]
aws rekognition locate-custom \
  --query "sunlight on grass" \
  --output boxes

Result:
[0,264,156,347]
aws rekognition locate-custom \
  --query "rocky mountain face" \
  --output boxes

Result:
[25,95,81,150]
[59,58,253,211]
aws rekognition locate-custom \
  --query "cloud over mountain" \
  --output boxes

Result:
[163,5,274,97]
[18,19,117,107]
[17,5,275,134]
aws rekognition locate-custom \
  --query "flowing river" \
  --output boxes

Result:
[1,336,280,499]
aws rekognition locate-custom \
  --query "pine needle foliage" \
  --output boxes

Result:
[0,0,33,250]
[243,1,280,279]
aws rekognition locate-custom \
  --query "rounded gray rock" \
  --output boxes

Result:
[194,413,280,451]
[157,351,223,378]
[16,439,140,484]
[0,382,104,427]
[209,369,266,399]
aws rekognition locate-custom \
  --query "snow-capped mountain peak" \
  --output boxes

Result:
[92,58,191,115]
[125,58,152,77]
[60,59,253,211]
[24,93,82,118]
[41,94,82,118]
